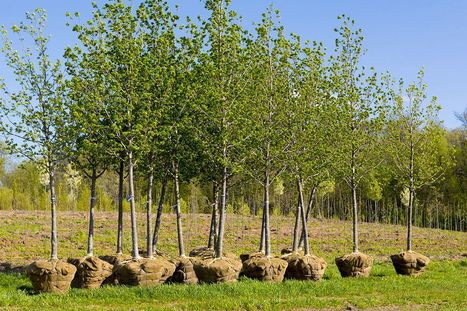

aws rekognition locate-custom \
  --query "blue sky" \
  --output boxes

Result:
[0,0,465,128]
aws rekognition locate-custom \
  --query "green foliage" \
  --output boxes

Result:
[386,69,449,190]
[0,8,68,170]
[317,180,335,198]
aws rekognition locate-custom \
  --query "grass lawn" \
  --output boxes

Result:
[0,260,466,310]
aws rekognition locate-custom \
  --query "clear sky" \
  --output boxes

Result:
[0,0,465,128]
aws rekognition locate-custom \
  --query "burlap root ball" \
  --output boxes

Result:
[26,259,77,293]
[335,252,373,277]
[67,256,113,289]
[242,255,288,282]
[113,257,176,286]
[192,257,242,283]
[282,253,327,281]
[189,247,237,260]
[170,257,198,284]
[98,254,133,285]
[390,251,430,276]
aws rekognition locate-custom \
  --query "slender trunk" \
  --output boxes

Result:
[264,171,271,257]
[152,175,167,252]
[173,161,185,257]
[49,169,58,260]
[259,206,266,253]
[128,151,139,260]
[208,181,219,248]
[146,165,154,258]
[407,106,415,251]
[407,184,414,252]
[291,192,301,252]
[351,181,358,253]
[297,177,309,256]
[351,147,359,253]
[116,159,124,255]
[299,186,317,249]
[215,162,228,258]
[87,168,97,257]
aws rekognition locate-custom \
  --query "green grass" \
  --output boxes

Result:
[1,260,466,310]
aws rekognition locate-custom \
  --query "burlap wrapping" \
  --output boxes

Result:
[335,252,373,277]
[26,259,77,293]
[192,257,242,283]
[68,256,113,289]
[242,255,288,282]
[390,251,430,276]
[113,257,176,286]
[170,257,199,284]
[282,253,327,281]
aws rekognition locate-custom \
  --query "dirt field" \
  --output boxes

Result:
[0,210,465,265]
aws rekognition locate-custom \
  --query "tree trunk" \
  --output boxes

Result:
[128,151,139,260]
[49,169,58,260]
[299,186,317,249]
[146,165,154,258]
[259,207,266,253]
[297,177,309,256]
[87,168,97,257]
[173,161,185,257]
[351,181,358,253]
[116,159,124,255]
[215,162,228,258]
[208,181,219,248]
[407,185,414,252]
[152,175,167,252]
[292,192,301,252]
[351,146,359,253]
[263,171,271,257]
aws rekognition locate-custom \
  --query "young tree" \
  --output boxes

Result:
[200,0,252,259]
[0,8,78,292]
[243,8,291,257]
[0,9,68,261]
[137,0,178,258]
[332,17,385,252]
[387,70,447,253]
[330,16,387,277]
[73,1,147,260]
[286,37,332,256]
[65,42,111,258]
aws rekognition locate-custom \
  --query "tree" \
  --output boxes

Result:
[330,16,387,254]
[0,9,68,260]
[72,0,147,260]
[243,8,291,257]
[65,22,111,257]
[137,0,178,258]
[200,0,252,258]
[286,36,332,255]
[387,70,448,251]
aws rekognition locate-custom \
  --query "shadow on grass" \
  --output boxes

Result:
[17,285,37,296]
[371,272,389,277]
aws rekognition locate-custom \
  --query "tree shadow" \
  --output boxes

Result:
[17,285,37,296]
[371,272,389,277]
